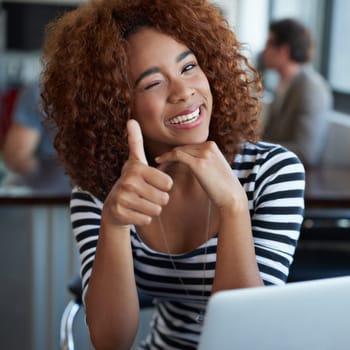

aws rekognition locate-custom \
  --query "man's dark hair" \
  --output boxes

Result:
[270,18,313,63]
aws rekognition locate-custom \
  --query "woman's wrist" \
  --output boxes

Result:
[100,210,131,236]
[218,196,249,220]
[101,221,131,236]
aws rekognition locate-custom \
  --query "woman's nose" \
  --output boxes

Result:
[167,78,195,103]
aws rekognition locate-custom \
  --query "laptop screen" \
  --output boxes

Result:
[198,276,350,350]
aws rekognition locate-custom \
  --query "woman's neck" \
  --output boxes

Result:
[161,161,199,191]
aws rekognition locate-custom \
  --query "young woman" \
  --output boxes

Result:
[41,1,305,349]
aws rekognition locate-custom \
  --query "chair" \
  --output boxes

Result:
[60,276,155,350]
[60,276,83,350]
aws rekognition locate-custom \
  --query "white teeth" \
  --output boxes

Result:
[168,108,200,125]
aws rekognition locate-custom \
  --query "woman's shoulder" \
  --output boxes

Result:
[233,141,305,177]
[235,141,302,164]
[234,142,305,200]
[71,186,104,209]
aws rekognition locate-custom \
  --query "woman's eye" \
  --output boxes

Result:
[144,81,160,90]
[182,63,197,73]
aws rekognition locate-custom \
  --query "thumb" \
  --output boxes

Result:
[127,119,148,165]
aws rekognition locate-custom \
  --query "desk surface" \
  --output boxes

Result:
[305,167,350,208]
[1,164,350,207]
[0,190,70,205]
[0,159,71,205]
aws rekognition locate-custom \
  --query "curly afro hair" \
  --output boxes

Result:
[41,0,262,199]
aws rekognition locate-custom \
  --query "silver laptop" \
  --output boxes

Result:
[198,276,350,350]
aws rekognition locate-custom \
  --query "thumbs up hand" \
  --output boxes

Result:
[127,118,149,165]
[102,119,173,227]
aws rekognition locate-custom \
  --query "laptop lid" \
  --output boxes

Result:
[198,276,350,350]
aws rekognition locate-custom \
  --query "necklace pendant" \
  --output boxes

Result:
[195,312,205,323]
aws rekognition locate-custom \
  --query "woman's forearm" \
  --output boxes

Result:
[85,223,140,350]
[212,203,263,294]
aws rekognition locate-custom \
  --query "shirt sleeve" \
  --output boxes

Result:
[70,188,103,303]
[250,145,305,285]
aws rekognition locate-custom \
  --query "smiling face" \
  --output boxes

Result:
[127,27,213,158]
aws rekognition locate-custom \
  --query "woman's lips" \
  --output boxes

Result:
[165,106,204,129]
[166,107,201,126]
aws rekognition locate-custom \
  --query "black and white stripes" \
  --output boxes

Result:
[70,141,305,349]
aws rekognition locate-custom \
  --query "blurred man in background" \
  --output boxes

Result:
[261,18,333,168]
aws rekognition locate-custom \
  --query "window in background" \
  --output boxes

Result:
[215,0,270,65]
[328,0,350,93]
[234,0,270,58]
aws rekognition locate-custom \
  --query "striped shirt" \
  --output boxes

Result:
[71,141,305,349]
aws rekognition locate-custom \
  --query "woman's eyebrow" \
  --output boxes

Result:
[176,50,193,63]
[134,67,160,87]
[134,50,194,88]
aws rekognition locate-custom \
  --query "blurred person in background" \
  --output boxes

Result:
[2,82,55,173]
[2,82,70,190]
[261,18,333,168]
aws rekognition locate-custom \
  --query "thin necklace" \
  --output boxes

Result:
[158,199,212,324]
